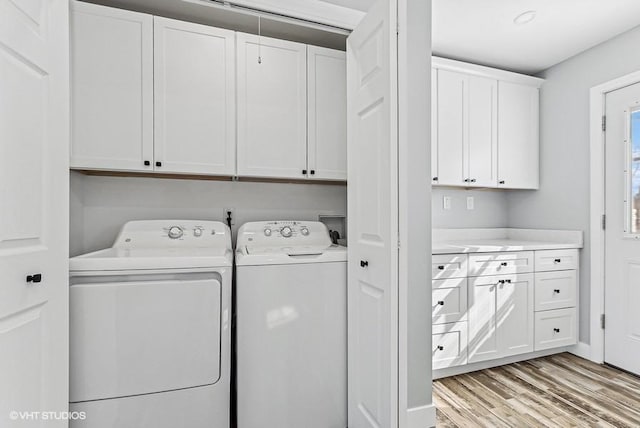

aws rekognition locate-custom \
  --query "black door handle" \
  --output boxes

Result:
[360,260,369,268]
[26,274,42,283]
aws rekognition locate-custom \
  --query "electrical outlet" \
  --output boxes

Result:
[443,196,452,211]
[466,196,475,210]
[223,208,235,226]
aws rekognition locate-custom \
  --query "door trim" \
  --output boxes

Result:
[589,69,640,364]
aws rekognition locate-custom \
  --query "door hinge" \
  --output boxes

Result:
[602,115,607,132]
[601,313,606,329]
[602,214,606,230]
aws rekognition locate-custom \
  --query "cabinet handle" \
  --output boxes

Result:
[433,177,439,181]
[553,328,560,333]
[505,279,512,283]
[302,169,307,175]
[26,273,42,283]
[144,160,150,166]
[470,179,477,183]
[498,279,505,284]
[156,161,162,167]
[437,300,445,306]
[310,170,315,175]
[437,265,445,270]
[500,262,508,267]
[554,258,562,264]
[499,180,505,185]
[437,345,444,351]
[553,289,561,294]
[360,260,369,268]
[464,178,470,183]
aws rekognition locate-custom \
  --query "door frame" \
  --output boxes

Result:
[589,69,640,363]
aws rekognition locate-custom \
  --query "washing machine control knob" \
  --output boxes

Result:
[168,226,183,239]
[193,227,203,237]
[301,227,309,236]
[280,226,293,238]
[264,228,272,237]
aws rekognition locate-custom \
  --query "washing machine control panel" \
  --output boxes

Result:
[239,221,331,248]
[260,221,313,239]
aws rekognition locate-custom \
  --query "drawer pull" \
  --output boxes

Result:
[360,260,369,268]
[498,279,512,284]
[500,262,508,267]
[436,345,444,351]
[553,289,561,294]
[26,273,42,283]
[554,258,562,264]
[437,265,445,270]
[437,300,445,306]
[553,328,560,333]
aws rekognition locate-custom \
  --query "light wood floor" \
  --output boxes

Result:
[434,353,640,427]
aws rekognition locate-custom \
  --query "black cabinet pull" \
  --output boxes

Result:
[360,260,369,268]
[464,178,470,183]
[310,170,315,175]
[470,179,477,183]
[437,265,445,270]
[553,328,560,333]
[499,180,505,184]
[554,258,562,264]
[553,289,561,294]
[437,345,444,351]
[302,169,307,175]
[500,262,508,266]
[498,279,505,284]
[437,300,445,306]
[155,161,162,167]
[433,177,439,181]
[506,279,512,283]
[26,274,42,283]
[144,160,150,166]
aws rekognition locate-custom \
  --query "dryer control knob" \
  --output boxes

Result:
[301,227,309,236]
[264,228,272,237]
[168,226,183,239]
[193,227,203,237]
[281,226,293,238]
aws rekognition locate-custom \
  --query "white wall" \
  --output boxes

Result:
[432,187,508,229]
[70,172,347,256]
[508,24,640,344]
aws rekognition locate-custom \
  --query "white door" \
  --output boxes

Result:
[0,0,69,424]
[467,76,498,187]
[154,17,236,175]
[604,81,640,375]
[307,46,347,181]
[70,2,153,172]
[434,69,466,186]
[236,33,307,179]
[497,81,539,189]
[347,0,398,426]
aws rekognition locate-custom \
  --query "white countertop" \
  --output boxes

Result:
[432,228,583,255]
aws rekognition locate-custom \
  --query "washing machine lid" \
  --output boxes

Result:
[235,221,347,266]
[70,220,232,273]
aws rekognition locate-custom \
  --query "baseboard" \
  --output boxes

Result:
[569,341,593,361]
[407,403,436,428]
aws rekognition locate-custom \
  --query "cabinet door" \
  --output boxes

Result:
[497,82,539,189]
[154,18,235,175]
[431,68,439,184]
[467,76,497,187]
[497,273,534,357]
[434,69,466,186]
[237,33,307,179]
[70,2,153,171]
[307,46,346,180]
[468,276,499,363]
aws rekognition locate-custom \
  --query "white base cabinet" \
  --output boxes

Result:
[432,249,579,372]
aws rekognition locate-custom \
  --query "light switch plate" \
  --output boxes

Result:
[443,196,452,210]
[466,196,474,210]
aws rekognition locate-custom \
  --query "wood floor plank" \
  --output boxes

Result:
[433,353,640,428]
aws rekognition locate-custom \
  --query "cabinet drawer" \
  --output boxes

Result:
[468,251,533,276]
[534,308,577,351]
[432,322,468,370]
[535,270,577,311]
[432,278,467,324]
[432,254,468,279]
[535,249,578,272]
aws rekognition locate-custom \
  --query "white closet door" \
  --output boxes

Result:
[435,69,466,186]
[497,81,539,189]
[236,33,307,179]
[347,0,399,426]
[154,18,236,175]
[0,0,69,424]
[467,76,498,187]
[307,46,347,181]
[70,2,153,171]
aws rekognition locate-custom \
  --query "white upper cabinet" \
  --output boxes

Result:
[307,46,347,181]
[431,57,541,190]
[154,17,236,175]
[71,2,153,171]
[236,33,308,179]
[497,82,540,189]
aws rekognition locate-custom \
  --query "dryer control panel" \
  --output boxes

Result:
[112,220,232,250]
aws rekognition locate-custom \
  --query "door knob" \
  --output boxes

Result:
[26,274,42,283]
[360,260,369,268]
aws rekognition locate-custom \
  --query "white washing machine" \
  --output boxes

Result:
[235,221,347,428]
[69,220,232,428]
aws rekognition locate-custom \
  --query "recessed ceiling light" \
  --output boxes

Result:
[513,10,536,26]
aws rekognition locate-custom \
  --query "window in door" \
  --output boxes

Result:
[626,108,640,235]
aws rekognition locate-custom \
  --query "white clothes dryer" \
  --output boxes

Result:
[69,220,232,428]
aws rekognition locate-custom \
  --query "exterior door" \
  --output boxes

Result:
[347,0,398,426]
[0,0,69,425]
[154,17,236,175]
[604,81,640,375]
